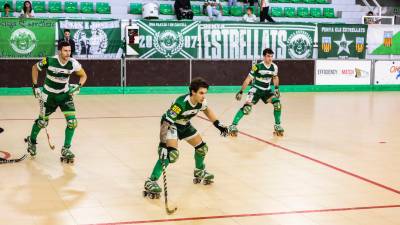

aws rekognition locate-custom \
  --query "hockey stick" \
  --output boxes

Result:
[38,95,55,150]
[161,159,177,215]
[0,154,27,164]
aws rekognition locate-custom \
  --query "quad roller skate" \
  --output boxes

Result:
[60,146,75,163]
[193,168,214,185]
[143,178,161,199]
[228,124,239,137]
[273,124,284,136]
[25,136,37,156]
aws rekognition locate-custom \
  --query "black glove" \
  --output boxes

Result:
[32,83,41,98]
[235,90,243,101]
[274,86,280,98]
[213,120,229,137]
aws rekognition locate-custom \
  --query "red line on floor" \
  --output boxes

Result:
[85,204,400,225]
[238,131,400,195]
[0,150,11,159]
[197,116,400,195]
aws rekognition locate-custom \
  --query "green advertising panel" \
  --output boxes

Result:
[318,23,367,59]
[137,20,199,59]
[0,18,56,58]
[58,19,122,58]
[199,22,316,60]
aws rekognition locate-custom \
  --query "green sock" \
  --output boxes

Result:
[194,152,205,170]
[272,100,282,125]
[29,121,42,143]
[274,109,281,124]
[232,108,245,125]
[64,116,76,147]
[150,159,170,181]
[64,127,75,147]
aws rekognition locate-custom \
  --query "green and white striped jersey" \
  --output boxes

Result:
[36,55,82,94]
[163,94,208,125]
[248,62,278,91]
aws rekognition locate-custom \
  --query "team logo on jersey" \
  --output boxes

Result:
[169,110,178,119]
[41,57,47,65]
[287,30,313,59]
[153,30,184,58]
[74,29,108,55]
[251,65,258,72]
[10,28,36,54]
[38,57,47,68]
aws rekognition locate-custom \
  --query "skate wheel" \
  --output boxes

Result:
[193,178,201,184]
[203,180,213,185]
[149,193,155,199]
[155,193,160,199]
[143,190,148,198]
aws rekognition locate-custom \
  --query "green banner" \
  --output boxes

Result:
[137,20,315,59]
[318,24,367,59]
[0,18,56,58]
[137,20,199,59]
[58,19,122,58]
[199,22,315,59]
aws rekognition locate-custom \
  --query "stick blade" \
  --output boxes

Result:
[166,207,177,215]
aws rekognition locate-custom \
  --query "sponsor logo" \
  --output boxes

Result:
[355,68,369,78]
[171,105,182,114]
[317,69,338,75]
[389,65,400,79]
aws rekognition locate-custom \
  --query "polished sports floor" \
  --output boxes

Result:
[0,92,399,225]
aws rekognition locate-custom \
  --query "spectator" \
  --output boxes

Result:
[174,0,194,20]
[2,3,13,17]
[228,0,237,7]
[260,0,275,22]
[19,1,34,18]
[58,29,76,57]
[364,11,381,24]
[243,0,257,6]
[204,0,222,21]
[243,7,257,22]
